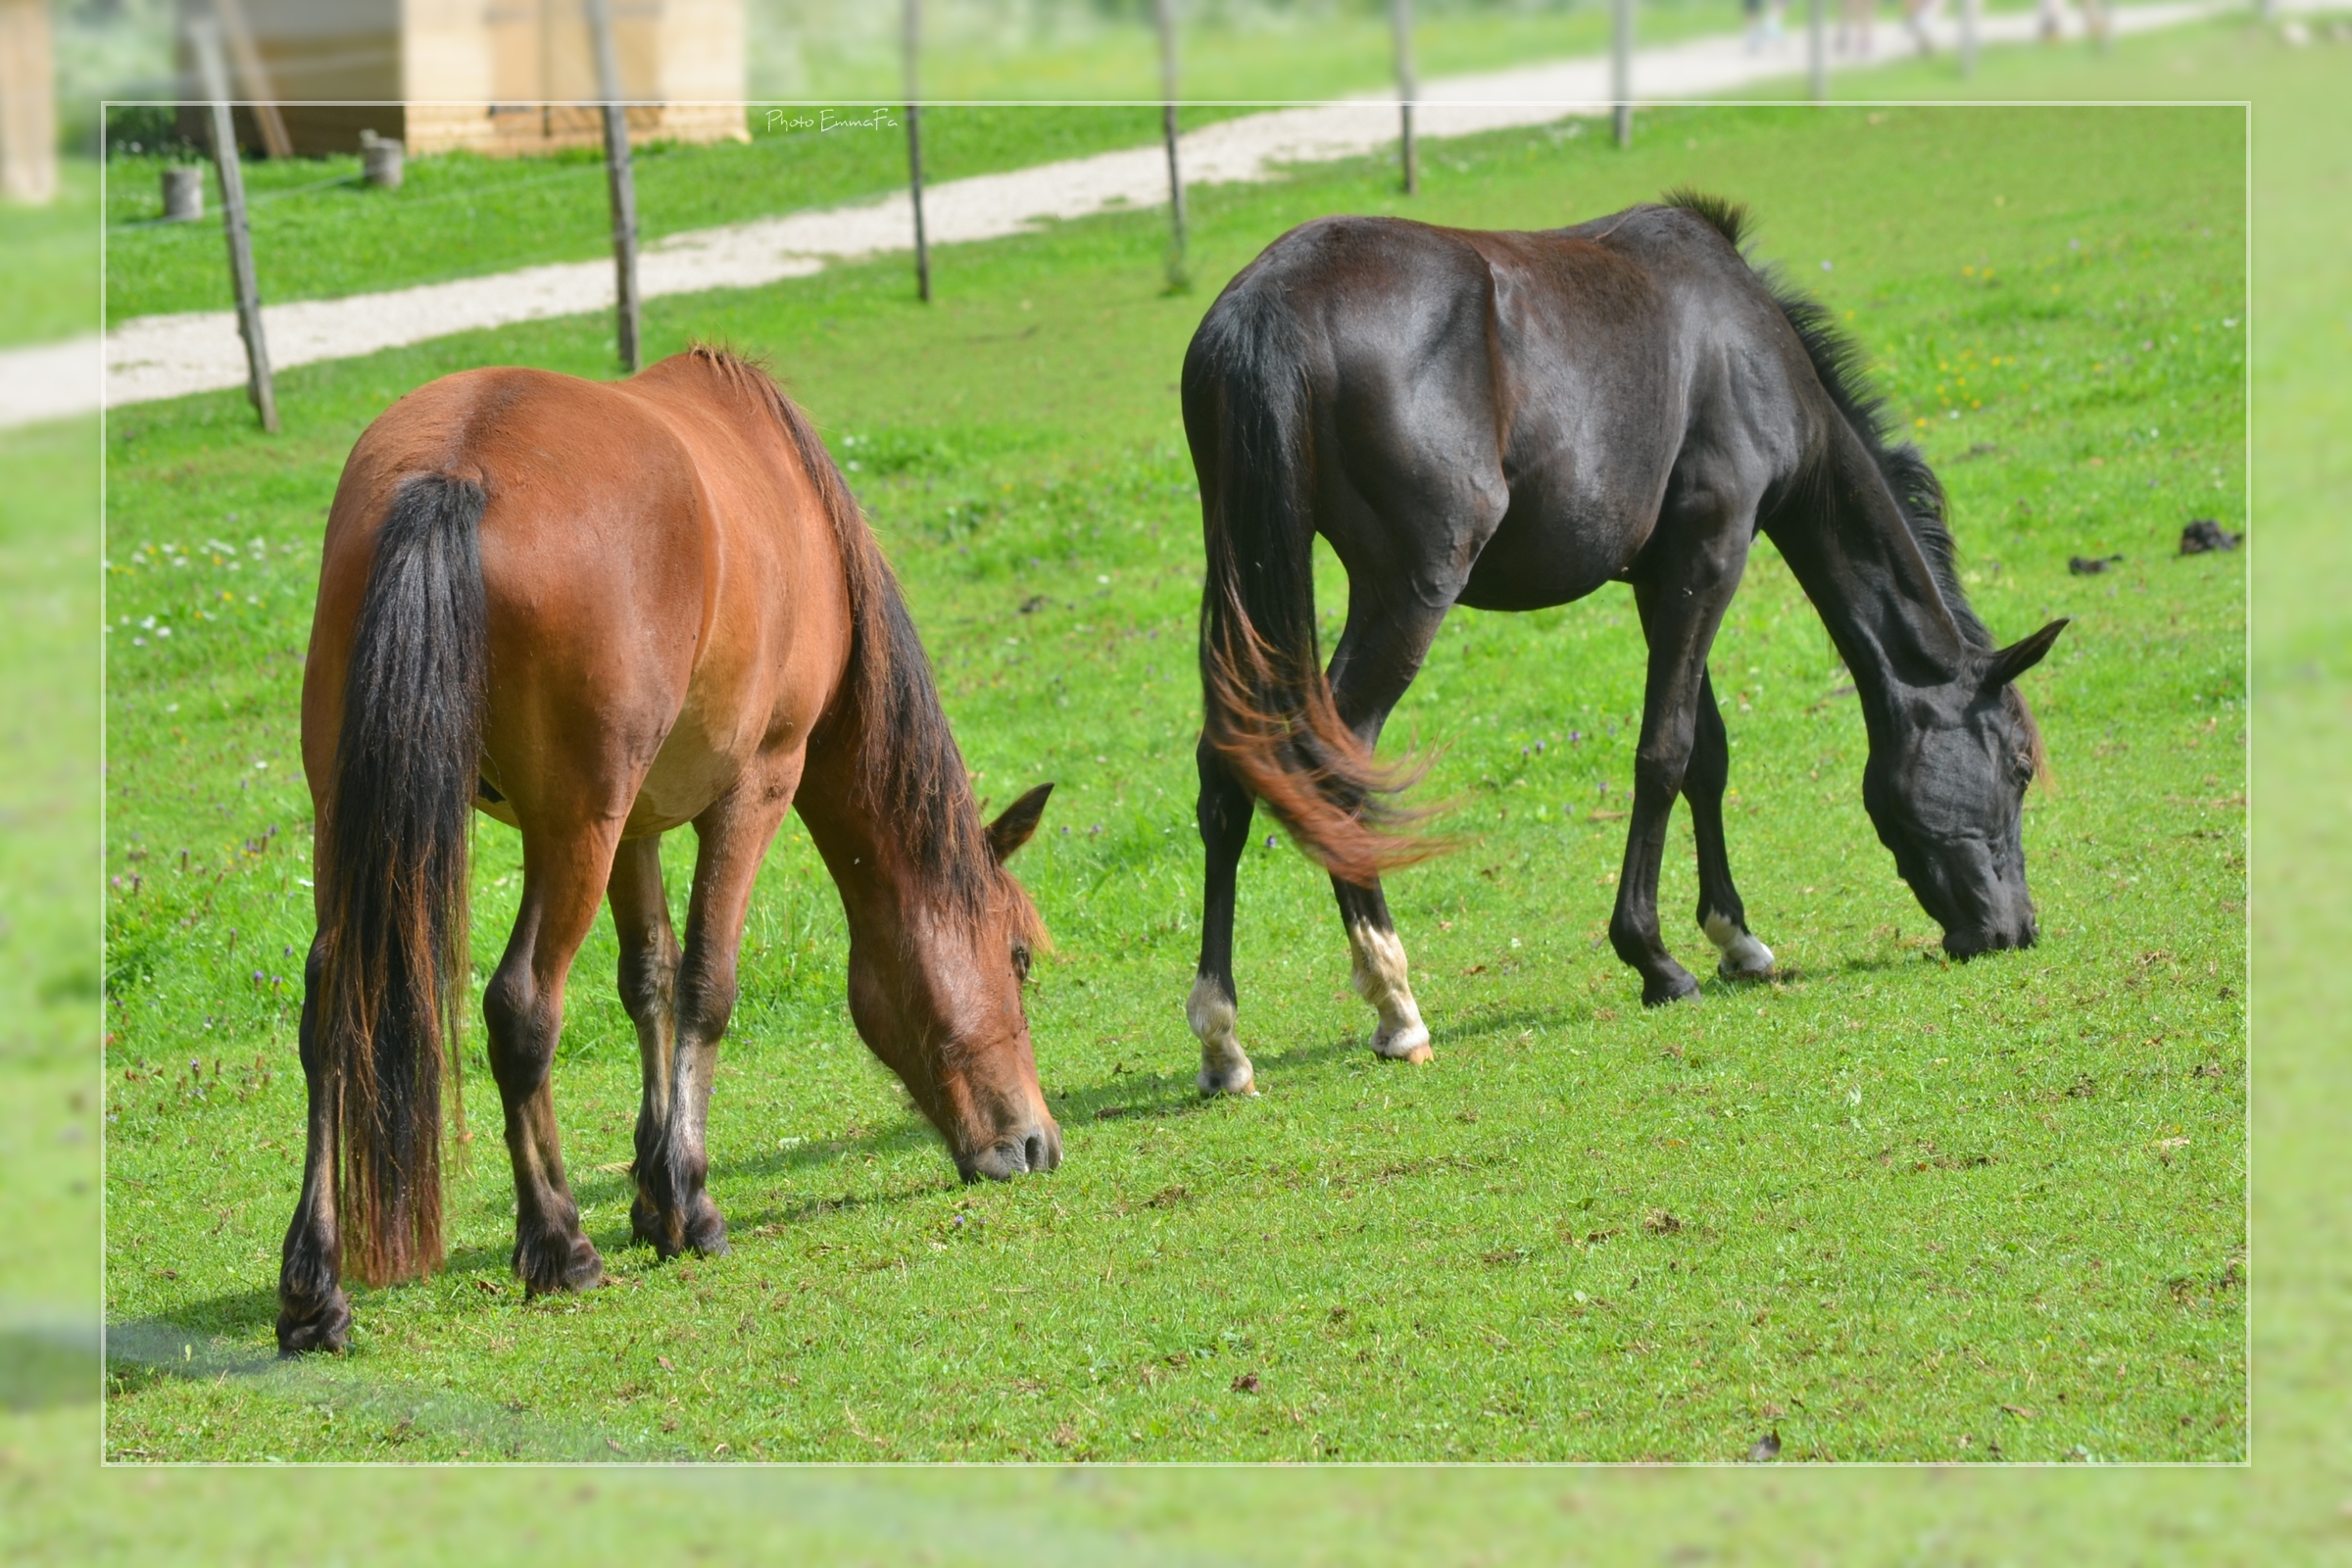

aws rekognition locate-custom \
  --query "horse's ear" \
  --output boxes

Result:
[1983,618,2069,692]
[986,783,1054,864]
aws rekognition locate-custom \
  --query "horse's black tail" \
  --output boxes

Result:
[1186,284,1430,888]
[316,474,485,1288]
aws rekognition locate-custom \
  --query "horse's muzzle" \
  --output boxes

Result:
[1942,915,2037,961]
[956,1121,1063,1183]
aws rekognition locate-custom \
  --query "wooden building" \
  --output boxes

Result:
[1,0,56,202]
[178,0,746,157]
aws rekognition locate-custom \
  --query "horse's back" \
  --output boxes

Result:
[1187,205,1814,612]
[308,357,852,836]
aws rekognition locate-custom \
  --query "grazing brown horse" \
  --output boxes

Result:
[1183,194,2062,1093]
[277,346,1059,1354]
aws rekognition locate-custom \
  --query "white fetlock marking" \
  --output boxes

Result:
[1348,922,1433,1063]
[1187,974,1256,1096]
[1703,911,1776,979]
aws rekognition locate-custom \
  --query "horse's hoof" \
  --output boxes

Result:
[1371,1023,1434,1064]
[1197,1060,1258,1097]
[1704,918,1777,981]
[275,1288,352,1356]
[683,1200,730,1257]
[517,1234,605,1297]
[1642,970,1702,1007]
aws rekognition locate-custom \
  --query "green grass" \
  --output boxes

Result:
[95,97,2244,1464]
[765,0,1741,103]
[6,11,2345,1564]
[98,106,1218,322]
[0,157,100,346]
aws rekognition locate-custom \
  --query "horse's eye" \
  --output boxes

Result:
[1011,942,1032,982]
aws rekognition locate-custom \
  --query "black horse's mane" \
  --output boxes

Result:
[1662,190,1990,653]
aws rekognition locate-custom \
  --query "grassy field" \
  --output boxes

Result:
[0,157,100,346]
[757,0,1743,102]
[93,95,2246,1464]
[5,12,2345,1564]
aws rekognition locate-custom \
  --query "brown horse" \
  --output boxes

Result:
[276,346,1059,1355]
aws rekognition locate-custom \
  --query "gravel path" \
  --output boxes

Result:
[0,0,2225,429]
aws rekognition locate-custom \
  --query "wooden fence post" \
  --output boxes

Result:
[1391,0,1417,194]
[1611,0,1633,147]
[188,18,277,433]
[1809,0,1829,101]
[1153,0,1187,291]
[586,0,642,372]
[905,0,930,303]
[212,0,292,159]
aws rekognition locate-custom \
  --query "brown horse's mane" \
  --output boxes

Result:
[684,345,1045,940]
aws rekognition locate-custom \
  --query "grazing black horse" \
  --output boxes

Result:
[1182,192,2063,1094]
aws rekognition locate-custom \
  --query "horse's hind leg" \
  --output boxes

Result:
[276,938,352,1353]
[1685,669,1775,980]
[1324,587,1451,1065]
[482,822,623,1295]
[1190,738,1258,1096]
[632,771,797,1256]
[1335,879,1432,1063]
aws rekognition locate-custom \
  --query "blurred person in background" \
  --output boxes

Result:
[1903,0,1943,55]
[1837,0,1877,57]
[1745,0,1788,51]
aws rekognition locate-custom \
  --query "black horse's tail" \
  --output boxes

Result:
[1186,283,1429,887]
[316,474,485,1288]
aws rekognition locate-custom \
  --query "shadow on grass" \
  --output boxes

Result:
[104,1283,281,1348]
[2,1321,100,1410]
[103,1311,691,1461]
[526,998,1641,1249]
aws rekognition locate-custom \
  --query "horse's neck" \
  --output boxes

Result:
[796,705,980,954]
[1768,430,1973,716]
[794,739,922,942]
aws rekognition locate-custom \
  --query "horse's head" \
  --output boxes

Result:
[1862,619,2066,959]
[846,783,1062,1182]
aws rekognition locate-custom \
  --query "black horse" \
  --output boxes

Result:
[1182,192,2063,1094]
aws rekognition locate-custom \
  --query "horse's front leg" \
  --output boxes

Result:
[1685,668,1775,981]
[1610,545,1750,1005]
[609,835,686,1249]
[482,823,621,1295]
[633,772,796,1255]
[276,938,352,1353]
